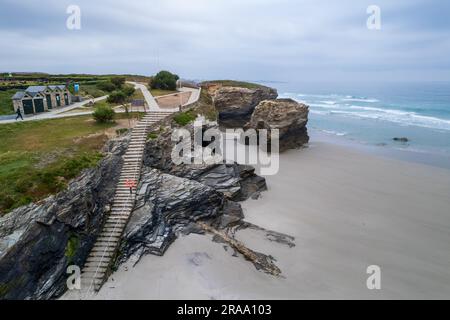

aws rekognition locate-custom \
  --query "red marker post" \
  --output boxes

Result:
[124,179,137,194]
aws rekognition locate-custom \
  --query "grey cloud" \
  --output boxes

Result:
[0,0,449,82]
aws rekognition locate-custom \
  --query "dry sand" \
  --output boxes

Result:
[94,141,450,299]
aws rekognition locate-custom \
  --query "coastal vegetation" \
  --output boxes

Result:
[149,88,178,97]
[150,70,179,91]
[201,80,267,89]
[0,114,137,215]
[93,104,115,123]
[173,110,196,126]
[0,89,16,115]
[0,73,150,114]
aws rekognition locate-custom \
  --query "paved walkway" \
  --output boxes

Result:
[0,96,107,124]
[128,81,201,112]
[179,86,201,106]
[0,82,201,125]
[127,82,161,111]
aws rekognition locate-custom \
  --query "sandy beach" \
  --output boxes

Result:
[92,139,450,300]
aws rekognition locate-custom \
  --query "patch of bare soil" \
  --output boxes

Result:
[156,92,191,109]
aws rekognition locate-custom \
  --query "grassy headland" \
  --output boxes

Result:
[0,113,140,215]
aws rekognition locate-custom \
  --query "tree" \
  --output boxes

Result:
[151,70,179,91]
[93,105,115,123]
[122,85,135,97]
[111,76,125,89]
[107,91,127,104]
[97,81,116,92]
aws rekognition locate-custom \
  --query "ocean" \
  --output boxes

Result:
[265,81,450,168]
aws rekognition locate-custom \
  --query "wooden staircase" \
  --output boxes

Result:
[80,111,174,297]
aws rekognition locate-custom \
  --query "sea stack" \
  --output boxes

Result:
[213,86,278,128]
[245,98,309,152]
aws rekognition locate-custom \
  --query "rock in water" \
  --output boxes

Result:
[246,98,309,152]
[393,137,409,143]
[213,86,278,128]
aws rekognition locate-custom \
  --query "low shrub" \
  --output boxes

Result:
[173,111,196,126]
[97,81,116,92]
[107,91,127,104]
[93,105,115,123]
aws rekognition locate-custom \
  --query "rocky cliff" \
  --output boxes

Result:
[245,98,309,152]
[0,137,127,299]
[0,106,266,299]
[117,120,267,265]
[0,82,305,300]
[213,86,278,128]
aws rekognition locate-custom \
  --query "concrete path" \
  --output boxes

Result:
[127,82,161,111]
[128,81,201,112]
[179,86,201,106]
[0,95,108,124]
[0,82,201,125]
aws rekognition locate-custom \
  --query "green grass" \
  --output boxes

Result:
[150,88,178,97]
[0,89,16,115]
[78,84,107,98]
[0,115,119,215]
[173,110,196,126]
[187,90,217,122]
[147,126,165,140]
[65,234,80,262]
[202,80,265,89]
[131,87,145,100]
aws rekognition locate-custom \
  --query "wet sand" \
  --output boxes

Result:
[93,141,450,299]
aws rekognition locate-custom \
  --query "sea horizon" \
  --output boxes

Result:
[255,80,450,169]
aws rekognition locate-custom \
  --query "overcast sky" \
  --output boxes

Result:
[1,0,449,83]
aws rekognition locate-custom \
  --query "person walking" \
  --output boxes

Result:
[16,108,23,121]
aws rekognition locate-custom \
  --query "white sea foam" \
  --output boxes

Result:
[342,98,379,103]
[321,129,347,136]
[285,92,450,131]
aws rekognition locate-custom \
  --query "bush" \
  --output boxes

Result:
[173,111,196,126]
[97,81,116,92]
[151,70,179,91]
[122,85,135,97]
[111,77,125,89]
[147,132,158,140]
[107,91,127,104]
[93,105,115,123]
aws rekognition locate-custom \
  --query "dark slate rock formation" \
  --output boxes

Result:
[117,168,225,263]
[117,122,268,265]
[0,120,267,299]
[0,137,128,299]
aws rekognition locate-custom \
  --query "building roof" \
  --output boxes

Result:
[12,84,67,101]
[12,91,25,100]
[48,85,66,91]
[26,86,47,93]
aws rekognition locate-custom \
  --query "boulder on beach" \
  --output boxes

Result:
[213,86,278,128]
[245,98,309,152]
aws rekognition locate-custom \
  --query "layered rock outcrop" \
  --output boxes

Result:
[0,114,267,299]
[0,82,304,300]
[0,137,128,299]
[118,121,267,265]
[245,98,309,152]
[213,86,278,128]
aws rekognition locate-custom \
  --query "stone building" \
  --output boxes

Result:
[12,85,72,115]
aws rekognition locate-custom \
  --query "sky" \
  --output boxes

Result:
[1,0,449,83]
